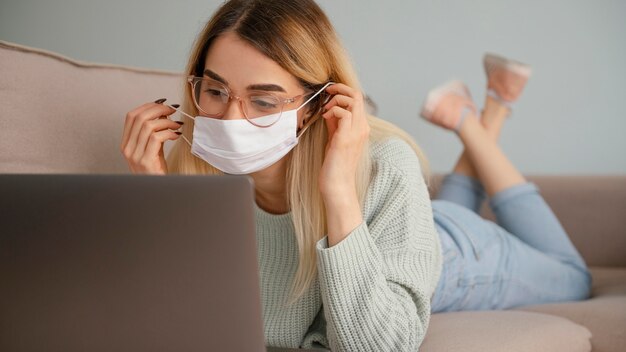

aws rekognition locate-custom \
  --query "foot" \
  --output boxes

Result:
[483,53,532,108]
[420,80,478,132]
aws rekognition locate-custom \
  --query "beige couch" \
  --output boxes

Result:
[2,40,625,352]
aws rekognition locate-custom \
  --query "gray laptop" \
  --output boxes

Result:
[0,174,318,352]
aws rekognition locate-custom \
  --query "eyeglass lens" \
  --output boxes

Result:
[193,79,284,127]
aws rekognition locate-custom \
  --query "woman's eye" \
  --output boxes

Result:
[251,98,278,109]
[204,88,224,97]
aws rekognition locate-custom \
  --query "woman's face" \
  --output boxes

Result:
[202,31,310,128]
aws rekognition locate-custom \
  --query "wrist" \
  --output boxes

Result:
[323,190,363,247]
[321,181,357,204]
[323,191,359,211]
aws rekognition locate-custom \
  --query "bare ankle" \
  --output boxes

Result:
[481,96,509,135]
[483,122,501,142]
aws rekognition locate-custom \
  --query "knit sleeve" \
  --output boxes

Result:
[313,138,442,351]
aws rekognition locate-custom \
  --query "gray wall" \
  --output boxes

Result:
[2,0,625,175]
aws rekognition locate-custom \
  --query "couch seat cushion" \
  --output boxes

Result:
[516,267,626,352]
[420,310,591,352]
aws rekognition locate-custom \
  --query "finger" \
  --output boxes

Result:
[324,84,366,127]
[122,100,165,151]
[325,83,358,99]
[323,106,352,138]
[132,118,184,164]
[123,104,177,161]
[323,105,352,122]
[324,112,338,142]
[142,130,182,169]
[324,94,353,111]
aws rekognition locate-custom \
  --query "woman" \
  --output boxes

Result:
[120,0,591,350]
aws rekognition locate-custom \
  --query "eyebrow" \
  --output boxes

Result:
[203,69,286,93]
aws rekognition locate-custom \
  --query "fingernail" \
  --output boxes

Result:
[154,98,167,104]
[175,121,184,125]
[171,104,180,108]
[175,131,182,135]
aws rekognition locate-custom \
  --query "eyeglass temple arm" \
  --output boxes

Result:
[165,104,195,120]
[296,82,336,137]
[296,82,335,112]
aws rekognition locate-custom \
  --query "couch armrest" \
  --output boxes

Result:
[429,175,626,268]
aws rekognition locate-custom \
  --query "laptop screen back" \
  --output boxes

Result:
[0,174,266,352]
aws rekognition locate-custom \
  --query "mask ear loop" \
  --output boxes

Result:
[295,81,335,138]
[165,104,194,146]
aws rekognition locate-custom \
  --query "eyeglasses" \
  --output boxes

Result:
[187,76,312,128]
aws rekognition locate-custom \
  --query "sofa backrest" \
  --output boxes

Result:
[429,175,626,268]
[0,40,183,173]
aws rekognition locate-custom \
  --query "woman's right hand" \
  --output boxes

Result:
[121,98,183,174]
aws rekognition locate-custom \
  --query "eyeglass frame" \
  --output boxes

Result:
[186,75,321,128]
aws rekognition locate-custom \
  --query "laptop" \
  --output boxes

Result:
[0,174,315,352]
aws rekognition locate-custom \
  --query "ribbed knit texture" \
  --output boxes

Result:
[255,137,443,351]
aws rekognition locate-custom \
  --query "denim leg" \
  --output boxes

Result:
[431,201,592,313]
[435,173,487,214]
[488,182,590,275]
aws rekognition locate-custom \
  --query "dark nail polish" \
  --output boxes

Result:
[171,104,180,108]
[175,121,184,125]
[154,98,167,104]
[175,131,182,135]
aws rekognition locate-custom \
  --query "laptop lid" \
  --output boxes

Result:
[0,174,266,352]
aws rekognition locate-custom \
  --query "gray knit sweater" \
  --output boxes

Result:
[254,137,443,351]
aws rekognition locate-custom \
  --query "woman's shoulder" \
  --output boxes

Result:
[369,137,423,178]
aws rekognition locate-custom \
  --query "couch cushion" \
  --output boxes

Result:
[0,40,184,173]
[421,310,591,352]
[515,267,626,352]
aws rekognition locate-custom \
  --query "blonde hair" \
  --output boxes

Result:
[166,0,431,304]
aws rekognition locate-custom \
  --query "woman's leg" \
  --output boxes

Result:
[435,173,487,214]
[455,113,590,274]
[448,51,528,200]
[450,95,510,179]
[431,200,592,312]
[457,111,525,196]
[436,96,510,213]
[432,114,591,312]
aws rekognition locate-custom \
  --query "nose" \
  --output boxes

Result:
[221,97,247,121]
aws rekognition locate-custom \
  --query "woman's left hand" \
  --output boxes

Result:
[319,83,370,245]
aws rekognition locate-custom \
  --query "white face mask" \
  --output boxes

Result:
[168,82,333,175]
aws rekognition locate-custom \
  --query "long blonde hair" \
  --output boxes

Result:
[166,0,431,304]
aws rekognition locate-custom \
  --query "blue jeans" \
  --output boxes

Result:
[430,173,592,313]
